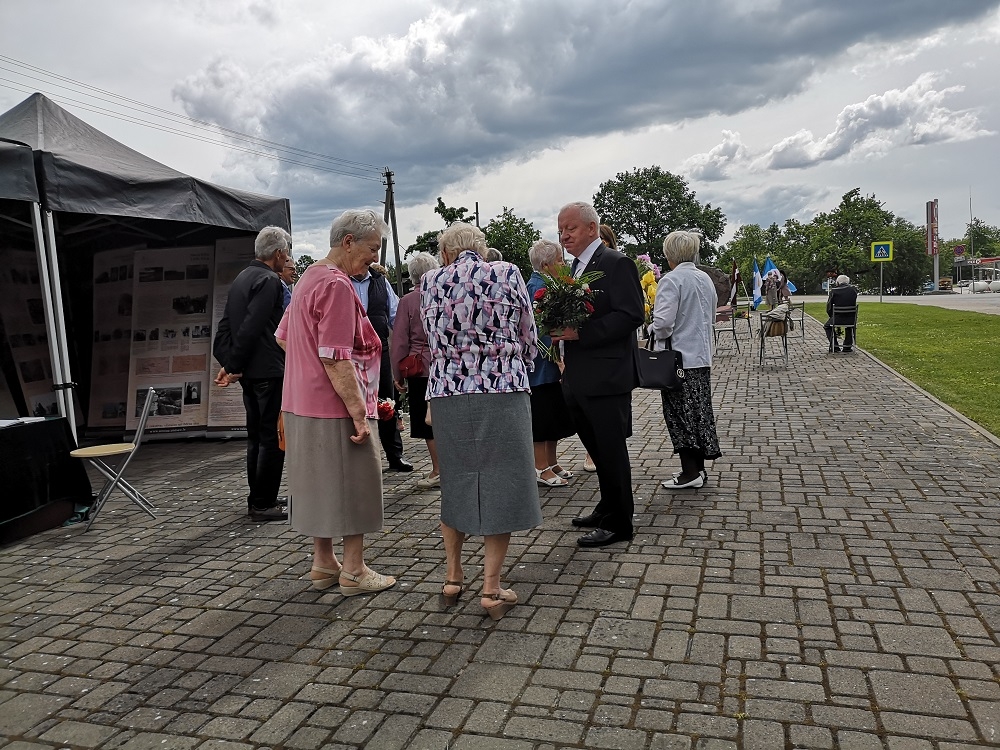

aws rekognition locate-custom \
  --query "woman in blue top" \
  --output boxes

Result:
[526,239,577,487]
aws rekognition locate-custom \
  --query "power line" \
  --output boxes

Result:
[0,55,386,182]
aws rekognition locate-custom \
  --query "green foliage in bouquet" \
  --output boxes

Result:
[531,266,604,361]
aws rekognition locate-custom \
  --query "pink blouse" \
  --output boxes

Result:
[277,263,381,419]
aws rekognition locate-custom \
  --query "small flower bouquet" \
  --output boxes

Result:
[635,254,661,325]
[532,266,604,361]
[376,398,396,421]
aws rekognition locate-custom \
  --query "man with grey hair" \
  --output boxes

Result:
[825,273,858,353]
[213,225,291,521]
[552,201,644,548]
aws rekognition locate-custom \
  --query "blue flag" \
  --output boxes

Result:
[752,258,763,309]
[762,256,797,293]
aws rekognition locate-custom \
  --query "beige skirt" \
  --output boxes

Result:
[284,412,383,538]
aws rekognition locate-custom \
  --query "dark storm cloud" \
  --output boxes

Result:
[173,0,1000,216]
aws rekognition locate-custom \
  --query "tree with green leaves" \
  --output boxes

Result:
[434,196,475,226]
[483,207,541,280]
[592,166,726,265]
[404,197,476,259]
[294,254,315,279]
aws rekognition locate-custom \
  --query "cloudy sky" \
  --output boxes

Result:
[2,1,999,259]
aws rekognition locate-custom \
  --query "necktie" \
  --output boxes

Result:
[571,258,580,277]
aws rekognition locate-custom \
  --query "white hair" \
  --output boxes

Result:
[662,230,701,265]
[406,251,440,283]
[529,239,563,271]
[438,223,488,260]
[254,226,291,260]
[837,274,850,286]
[329,209,390,248]
[559,201,599,226]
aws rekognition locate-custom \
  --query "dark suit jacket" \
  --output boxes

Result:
[213,260,285,379]
[826,285,858,325]
[562,244,645,397]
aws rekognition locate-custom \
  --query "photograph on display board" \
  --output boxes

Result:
[88,246,141,431]
[125,246,215,435]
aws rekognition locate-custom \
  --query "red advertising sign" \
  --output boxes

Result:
[926,199,939,256]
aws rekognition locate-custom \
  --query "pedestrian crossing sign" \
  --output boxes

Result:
[871,241,893,261]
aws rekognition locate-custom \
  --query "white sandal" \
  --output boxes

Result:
[552,464,574,479]
[536,466,568,487]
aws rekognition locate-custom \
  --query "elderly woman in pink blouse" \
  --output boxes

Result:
[420,223,541,621]
[276,209,396,598]
[391,251,441,489]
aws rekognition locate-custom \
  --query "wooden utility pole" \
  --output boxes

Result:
[382,169,404,297]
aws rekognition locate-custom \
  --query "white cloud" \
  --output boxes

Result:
[682,74,994,180]
[680,130,749,181]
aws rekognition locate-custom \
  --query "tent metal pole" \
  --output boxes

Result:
[30,203,73,438]
[42,209,78,442]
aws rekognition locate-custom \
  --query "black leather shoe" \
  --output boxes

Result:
[577,528,633,548]
[249,506,288,521]
[388,459,414,472]
[571,512,606,528]
[842,346,853,352]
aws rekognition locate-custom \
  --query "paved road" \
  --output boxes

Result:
[2,318,999,749]
[797,292,1000,316]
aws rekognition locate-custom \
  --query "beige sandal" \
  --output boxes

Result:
[481,588,518,621]
[309,565,341,591]
[339,568,396,597]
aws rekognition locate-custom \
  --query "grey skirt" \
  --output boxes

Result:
[284,412,384,538]
[433,391,542,536]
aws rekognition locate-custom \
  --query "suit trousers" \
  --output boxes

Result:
[239,377,285,510]
[562,385,634,534]
[377,351,405,463]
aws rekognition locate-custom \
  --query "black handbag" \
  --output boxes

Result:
[635,333,685,391]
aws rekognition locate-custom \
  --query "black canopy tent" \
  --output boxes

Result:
[0,93,291,439]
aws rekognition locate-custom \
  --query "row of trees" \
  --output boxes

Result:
[307,165,998,296]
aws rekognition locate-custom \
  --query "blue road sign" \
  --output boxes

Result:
[871,241,893,262]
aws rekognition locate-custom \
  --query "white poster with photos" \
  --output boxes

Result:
[206,236,255,434]
[87,246,141,431]
[125,246,214,435]
[0,248,58,417]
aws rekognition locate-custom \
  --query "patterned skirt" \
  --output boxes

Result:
[660,367,722,459]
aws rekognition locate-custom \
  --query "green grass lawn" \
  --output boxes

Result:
[804,302,1000,437]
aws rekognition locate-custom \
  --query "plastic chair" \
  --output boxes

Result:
[713,306,741,353]
[831,304,858,349]
[71,387,158,530]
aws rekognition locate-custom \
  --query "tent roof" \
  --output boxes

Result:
[0,138,39,202]
[0,93,289,231]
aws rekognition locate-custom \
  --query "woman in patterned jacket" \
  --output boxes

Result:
[420,223,541,621]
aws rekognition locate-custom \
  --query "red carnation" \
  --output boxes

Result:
[376,398,395,421]
[533,288,546,301]
[584,300,595,314]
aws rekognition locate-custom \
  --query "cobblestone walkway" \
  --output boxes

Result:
[2,316,999,749]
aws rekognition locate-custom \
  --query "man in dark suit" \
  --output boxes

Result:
[213,226,290,522]
[552,202,645,547]
[825,274,859,352]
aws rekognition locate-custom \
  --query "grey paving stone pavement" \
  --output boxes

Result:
[2,315,999,749]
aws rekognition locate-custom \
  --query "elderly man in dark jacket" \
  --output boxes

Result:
[825,274,859,353]
[213,226,291,521]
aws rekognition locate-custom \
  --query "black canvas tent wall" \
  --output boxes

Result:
[0,93,291,439]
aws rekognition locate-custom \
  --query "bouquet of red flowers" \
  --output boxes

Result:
[532,266,604,361]
[376,398,396,421]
